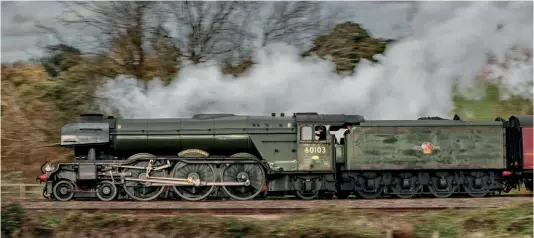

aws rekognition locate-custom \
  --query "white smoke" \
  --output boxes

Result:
[96,1,533,120]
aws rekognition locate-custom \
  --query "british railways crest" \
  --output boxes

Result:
[413,142,440,154]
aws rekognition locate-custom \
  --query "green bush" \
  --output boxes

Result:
[1,203,24,237]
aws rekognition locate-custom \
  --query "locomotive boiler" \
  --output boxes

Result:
[38,112,533,201]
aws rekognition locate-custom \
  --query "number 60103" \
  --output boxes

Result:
[304,146,326,154]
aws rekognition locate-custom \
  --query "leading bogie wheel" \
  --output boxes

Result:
[96,181,118,201]
[52,180,76,201]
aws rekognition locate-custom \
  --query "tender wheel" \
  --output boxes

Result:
[171,162,216,201]
[221,163,266,200]
[464,171,491,198]
[391,172,421,199]
[122,154,167,201]
[428,172,458,198]
[52,180,75,201]
[96,181,118,201]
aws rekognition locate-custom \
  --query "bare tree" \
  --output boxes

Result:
[43,1,342,75]
[160,1,254,64]
[56,1,156,79]
[160,1,340,65]
[255,2,338,49]
[147,22,181,82]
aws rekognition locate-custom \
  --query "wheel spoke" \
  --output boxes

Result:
[221,163,265,200]
[172,162,216,201]
[121,155,166,201]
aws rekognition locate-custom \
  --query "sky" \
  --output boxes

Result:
[0,1,413,63]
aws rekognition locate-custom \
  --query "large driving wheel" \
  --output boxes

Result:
[221,163,266,200]
[171,162,216,201]
[122,154,167,201]
[229,152,267,199]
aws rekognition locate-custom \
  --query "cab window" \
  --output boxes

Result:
[315,125,327,140]
[300,126,313,140]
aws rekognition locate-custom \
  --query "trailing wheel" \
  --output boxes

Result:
[96,181,118,201]
[428,172,457,198]
[171,162,216,201]
[122,153,167,201]
[355,172,384,199]
[221,163,266,200]
[294,176,322,200]
[391,172,421,199]
[52,180,76,201]
[464,171,491,198]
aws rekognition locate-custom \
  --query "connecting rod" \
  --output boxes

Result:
[124,177,250,187]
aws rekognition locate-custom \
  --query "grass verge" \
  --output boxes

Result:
[1,201,532,238]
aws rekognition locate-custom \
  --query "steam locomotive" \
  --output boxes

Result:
[38,112,533,201]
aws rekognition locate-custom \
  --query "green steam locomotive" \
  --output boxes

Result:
[38,112,533,201]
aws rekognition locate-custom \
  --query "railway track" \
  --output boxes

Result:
[17,196,532,215]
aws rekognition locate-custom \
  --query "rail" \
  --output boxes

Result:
[1,183,44,200]
[1,183,531,201]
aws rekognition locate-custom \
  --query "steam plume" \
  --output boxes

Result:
[96,2,533,120]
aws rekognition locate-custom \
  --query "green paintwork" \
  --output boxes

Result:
[62,113,365,172]
[110,113,362,172]
[297,142,333,171]
[345,121,506,170]
[114,116,296,164]
[64,112,511,173]
[335,145,344,163]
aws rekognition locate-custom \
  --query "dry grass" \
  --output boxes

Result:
[1,64,73,183]
[1,201,532,238]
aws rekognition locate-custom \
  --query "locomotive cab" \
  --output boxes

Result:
[297,124,335,172]
[293,113,365,172]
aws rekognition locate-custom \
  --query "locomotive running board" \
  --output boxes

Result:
[123,177,250,187]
